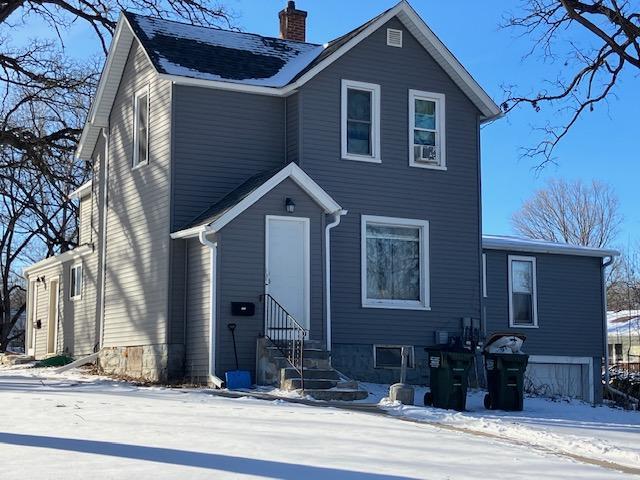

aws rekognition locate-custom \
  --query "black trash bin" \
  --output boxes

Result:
[483,333,529,411]
[424,343,474,411]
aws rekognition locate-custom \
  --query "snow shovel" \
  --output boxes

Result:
[225,323,252,390]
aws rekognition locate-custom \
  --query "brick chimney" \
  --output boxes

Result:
[279,1,307,42]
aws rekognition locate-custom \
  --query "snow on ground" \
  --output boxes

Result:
[359,383,640,471]
[0,367,638,480]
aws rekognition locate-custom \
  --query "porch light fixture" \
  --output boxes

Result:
[285,197,295,213]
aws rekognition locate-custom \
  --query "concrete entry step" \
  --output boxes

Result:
[281,367,340,382]
[303,388,369,401]
[282,378,337,390]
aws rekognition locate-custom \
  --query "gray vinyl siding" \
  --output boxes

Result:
[78,196,92,245]
[215,178,325,378]
[102,40,172,347]
[297,17,482,346]
[171,86,286,230]
[484,250,605,357]
[285,93,299,164]
[62,137,105,356]
[185,238,211,380]
[168,239,187,346]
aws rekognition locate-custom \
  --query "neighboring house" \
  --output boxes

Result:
[608,310,640,368]
[22,1,617,402]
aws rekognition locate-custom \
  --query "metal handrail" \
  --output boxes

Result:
[261,294,307,390]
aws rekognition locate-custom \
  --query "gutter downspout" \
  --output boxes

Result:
[325,209,347,352]
[602,255,614,388]
[98,127,110,349]
[199,228,223,388]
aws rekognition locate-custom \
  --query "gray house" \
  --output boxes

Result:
[23,1,617,402]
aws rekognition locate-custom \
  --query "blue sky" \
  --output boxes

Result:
[234,0,639,247]
[11,0,638,246]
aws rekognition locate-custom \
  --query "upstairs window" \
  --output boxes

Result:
[508,256,538,327]
[341,80,381,163]
[409,90,445,169]
[361,215,430,310]
[70,264,83,300]
[133,87,149,168]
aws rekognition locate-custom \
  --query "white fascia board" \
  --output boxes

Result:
[23,245,93,277]
[153,2,502,121]
[170,163,342,239]
[76,15,135,160]
[208,163,341,232]
[482,235,619,258]
[69,180,92,199]
[396,4,501,121]
[158,73,285,97]
[170,225,207,239]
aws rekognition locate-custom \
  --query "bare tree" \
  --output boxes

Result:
[501,0,639,165]
[512,178,622,247]
[608,243,640,311]
[0,0,233,351]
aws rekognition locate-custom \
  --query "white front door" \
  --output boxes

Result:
[265,216,310,330]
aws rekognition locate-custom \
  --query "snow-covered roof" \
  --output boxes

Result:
[482,235,619,258]
[76,1,503,160]
[608,310,640,336]
[125,12,324,88]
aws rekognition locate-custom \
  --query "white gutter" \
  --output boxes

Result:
[324,209,348,352]
[69,180,93,200]
[98,128,110,348]
[198,228,223,388]
[23,244,93,276]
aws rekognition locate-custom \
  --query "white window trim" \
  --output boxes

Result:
[361,215,430,310]
[373,345,415,369]
[132,85,150,169]
[341,79,381,163]
[482,253,487,298]
[69,262,83,301]
[409,89,446,170]
[508,255,538,328]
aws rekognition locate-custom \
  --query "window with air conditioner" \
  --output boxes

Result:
[409,90,445,169]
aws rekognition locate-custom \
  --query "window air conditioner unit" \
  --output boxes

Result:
[417,145,438,164]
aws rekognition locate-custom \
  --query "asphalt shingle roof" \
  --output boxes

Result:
[125,12,324,87]
[180,168,281,231]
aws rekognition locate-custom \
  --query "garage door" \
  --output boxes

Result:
[524,356,593,402]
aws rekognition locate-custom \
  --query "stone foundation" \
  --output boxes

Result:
[98,344,170,383]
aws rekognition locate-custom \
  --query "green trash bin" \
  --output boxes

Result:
[483,337,529,411]
[424,345,474,411]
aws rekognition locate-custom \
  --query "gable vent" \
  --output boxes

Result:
[387,28,403,48]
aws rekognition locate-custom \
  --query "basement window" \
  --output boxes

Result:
[374,345,414,368]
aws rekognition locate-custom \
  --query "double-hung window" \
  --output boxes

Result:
[341,80,381,162]
[409,90,445,169]
[133,86,149,168]
[508,255,538,327]
[70,264,83,300]
[361,215,430,310]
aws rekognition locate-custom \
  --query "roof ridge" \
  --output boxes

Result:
[122,10,322,47]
